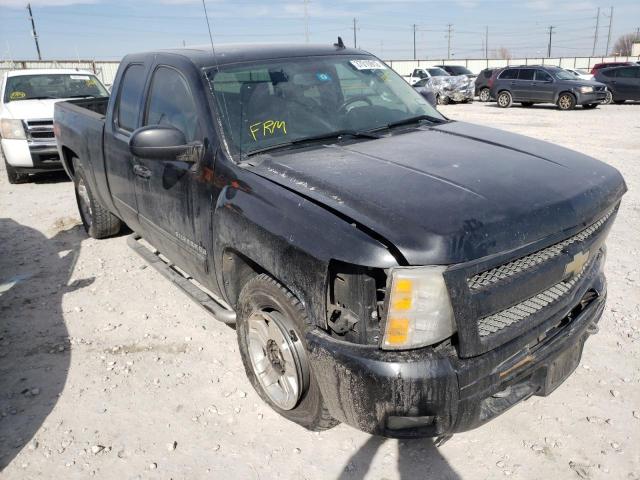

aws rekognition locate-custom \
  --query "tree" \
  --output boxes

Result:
[496,47,513,60]
[612,33,638,56]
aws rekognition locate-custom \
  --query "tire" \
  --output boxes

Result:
[497,91,512,108]
[603,90,613,104]
[478,87,491,102]
[583,103,598,109]
[3,157,29,184]
[557,92,576,110]
[73,160,122,239]
[236,274,338,431]
[520,102,534,107]
[436,94,450,106]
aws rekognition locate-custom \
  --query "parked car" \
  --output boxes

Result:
[54,43,626,438]
[433,65,476,78]
[564,68,594,81]
[590,62,633,75]
[0,69,108,183]
[491,65,608,110]
[412,78,437,106]
[404,67,451,85]
[475,67,499,101]
[404,68,473,105]
[594,65,640,104]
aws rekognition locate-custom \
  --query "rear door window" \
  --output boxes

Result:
[518,69,535,80]
[500,69,519,80]
[115,64,145,132]
[617,67,639,78]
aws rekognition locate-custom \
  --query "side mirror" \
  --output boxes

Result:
[129,125,200,162]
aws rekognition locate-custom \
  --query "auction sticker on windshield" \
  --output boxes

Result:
[350,59,386,70]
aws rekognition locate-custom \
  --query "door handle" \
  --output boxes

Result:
[133,164,151,179]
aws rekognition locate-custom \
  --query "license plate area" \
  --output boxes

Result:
[540,342,583,396]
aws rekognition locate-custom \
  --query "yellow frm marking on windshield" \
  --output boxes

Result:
[249,120,287,141]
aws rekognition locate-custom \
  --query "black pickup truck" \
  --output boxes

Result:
[54,43,626,438]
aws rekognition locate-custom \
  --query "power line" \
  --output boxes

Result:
[26,3,42,60]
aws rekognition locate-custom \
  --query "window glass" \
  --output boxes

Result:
[601,68,618,78]
[518,69,535,80]
[500,69,519,80]
[116,64,145,131]
[617,67,638,78]
[535,70,553,82]
[3,73,108,103]
[145,67,199,142]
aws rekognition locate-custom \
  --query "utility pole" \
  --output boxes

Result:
[547,25,554,58]
[26,3,42,60]
[446,24,453,59]
[485,25,489,59]
[592,7,600,56]
[352,18,357,48]
[605,6,613,55]
[303,0,309,43]
[413,24,417,60]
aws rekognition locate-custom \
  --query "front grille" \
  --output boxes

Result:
[468,207,614,291]
[477,256,592,337]
[25,119,55,143]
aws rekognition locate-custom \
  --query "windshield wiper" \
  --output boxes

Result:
[67,94,96,98]
[22,96,57,100]
[381,114,445,130]
[245,130,380,157]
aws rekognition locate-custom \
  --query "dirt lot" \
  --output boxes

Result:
[1,102,639,480]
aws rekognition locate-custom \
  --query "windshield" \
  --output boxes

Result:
[3,73,108,103]
[552,69,578,80]
[207,55,445,157]
[427,68,450,77]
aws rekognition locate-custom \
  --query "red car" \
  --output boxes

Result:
[590,62,633,75]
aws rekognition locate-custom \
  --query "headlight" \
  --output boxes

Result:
[382,266,456,350]
[0,118,26,140]
[579,86,594,94]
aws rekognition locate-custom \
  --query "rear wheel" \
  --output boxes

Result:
[557,93,576,110]
[3,158,29,184]
[603,90,613,104]
[478,87,491,102]
[74,160,122,238]
[497,91,512,108]
[236,274,338,431]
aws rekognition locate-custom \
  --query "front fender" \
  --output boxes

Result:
[212,169,398,328]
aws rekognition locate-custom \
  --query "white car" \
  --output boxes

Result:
[0,69,108,183]
[564,68,594,81]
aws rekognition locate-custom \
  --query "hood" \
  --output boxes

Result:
[2,98,65,120]
[246,122,626,266]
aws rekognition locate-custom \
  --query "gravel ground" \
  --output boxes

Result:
[0,101,638,480]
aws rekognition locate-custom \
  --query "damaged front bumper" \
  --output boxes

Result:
[307,272,606,438]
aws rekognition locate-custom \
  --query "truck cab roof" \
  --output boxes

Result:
[124,43,369,69]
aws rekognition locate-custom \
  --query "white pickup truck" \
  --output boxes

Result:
[0,69,108,183]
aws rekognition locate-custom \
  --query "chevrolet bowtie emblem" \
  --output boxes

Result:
[564,250,590,280]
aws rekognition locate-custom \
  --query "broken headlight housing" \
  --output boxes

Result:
[381,266,456,350]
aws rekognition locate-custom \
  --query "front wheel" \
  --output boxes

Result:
[3,158,29,184]
[74,161,122,238]
[236,274,338,431]
[436,94,450,106]
[557,93,576,110]
[478,87,491,102]
[497,91,512,108]
[602,90,613,104]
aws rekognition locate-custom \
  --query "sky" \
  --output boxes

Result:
[0,0,639,61]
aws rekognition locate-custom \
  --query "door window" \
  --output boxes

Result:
[518,69,535,80]
[535,70,553,82]
[144,66,199,142]
[617,67,639,78]
[115,64,145,132]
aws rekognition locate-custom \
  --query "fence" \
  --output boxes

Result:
[2,55,640,85]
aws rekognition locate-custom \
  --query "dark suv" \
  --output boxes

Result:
[475,68,499,101]
[491,66,608,110]
[594,65,640,104]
